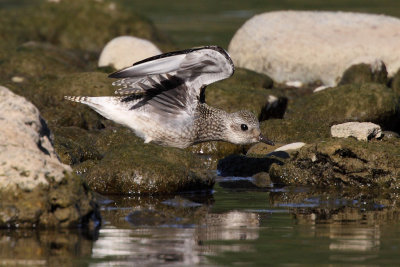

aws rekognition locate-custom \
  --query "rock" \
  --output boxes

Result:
[331,122,382,141]
[261,83,399,143]
[0,86,100,228]
[246,142,278,156]
[229,11,400,86]
[273,142,306,152]
[98,36,162,70]
[269,138,400,191]
[54,126,215,195]
[217,154,283,177]
[338,61,388,86]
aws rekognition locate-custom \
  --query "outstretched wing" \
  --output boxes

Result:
[109,46,235,111]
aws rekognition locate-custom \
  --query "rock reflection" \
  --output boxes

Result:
[270,189,400,254]
[91,195,261,265]
[0,229,94,266]
[328,226,381,252]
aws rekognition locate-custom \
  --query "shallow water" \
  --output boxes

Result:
[2,182,400,266]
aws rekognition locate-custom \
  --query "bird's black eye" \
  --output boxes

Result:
[240,124,248,131]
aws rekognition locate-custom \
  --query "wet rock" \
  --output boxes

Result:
[246,142,278,156]
[273,142,306,152]
[0,86,100,228]
[0,0,170,54]
[217,172,273,189]
[338,61,388,86]
[331,122,382,141]
[187,141,245,170]
[261,83,399,143]
[98,36,162,69]
[229,11,400,86]
[269,138,400,191]
[217,154,283,177]
[55,126,215,195]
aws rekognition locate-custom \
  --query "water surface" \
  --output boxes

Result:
[2,184,400,266]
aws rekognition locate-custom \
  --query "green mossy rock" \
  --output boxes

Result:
[269,138,400,191]
[261,83,400,143]
[54,127,215,195]
[339,62,388,86]
[285,83,398,125]
[0,0,170,54]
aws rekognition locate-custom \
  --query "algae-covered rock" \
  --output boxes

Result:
[0,0,170,54]
[286,83,398,126]
[269,138,400,191]
[338,62,388,86]
[261,83,400,143]
[54,126,215,195]
[0,86,100,228]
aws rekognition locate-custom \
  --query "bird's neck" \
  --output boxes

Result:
[194,103,229,143]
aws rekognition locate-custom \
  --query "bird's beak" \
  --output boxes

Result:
[258,134,275,146]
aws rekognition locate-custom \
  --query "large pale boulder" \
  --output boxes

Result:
[0,86,99,228]
[228,11,400,86]
[98,36,162,69]
[0,86,70,191]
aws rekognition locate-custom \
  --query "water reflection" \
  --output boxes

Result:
[90,194,262,265]
[0,229,94,266]
[1,187,400,265]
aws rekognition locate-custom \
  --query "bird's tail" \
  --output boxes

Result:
[64,95,90,104]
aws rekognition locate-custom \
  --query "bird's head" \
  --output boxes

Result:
[225,110,274,145]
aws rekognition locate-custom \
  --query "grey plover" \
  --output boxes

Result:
[65,46,274,148]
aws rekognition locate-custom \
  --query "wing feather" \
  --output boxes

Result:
[109,46,234,123]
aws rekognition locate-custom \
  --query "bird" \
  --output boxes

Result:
[65,45,274,149]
